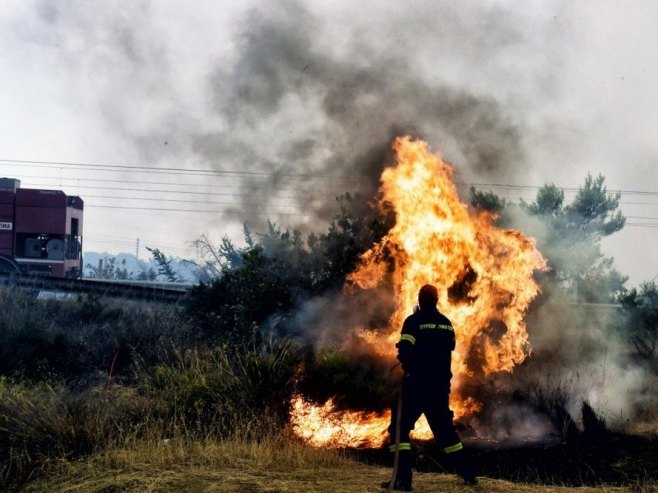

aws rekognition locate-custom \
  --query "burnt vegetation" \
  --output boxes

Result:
[1,180,657,490]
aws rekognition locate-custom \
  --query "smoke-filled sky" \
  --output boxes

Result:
[1,0,657,285]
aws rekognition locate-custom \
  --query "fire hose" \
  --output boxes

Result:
[388,387,403,493]
[387,361,403,492]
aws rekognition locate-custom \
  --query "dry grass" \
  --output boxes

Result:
[2,290,656,492]
[23,437,646,493]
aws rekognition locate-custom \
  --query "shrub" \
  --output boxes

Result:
[0,378,148,491]
[296,349,395,412]
[140,339,299,439]
[0,338,300,490]
[0,287,191,383]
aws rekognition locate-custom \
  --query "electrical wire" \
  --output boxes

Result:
[13,173,341,193]
[84,204,310,216]
[4,159,658,195]
[5,158,658,231]
[79,194,300,208]
[21,183,302,199]
[0,158,341,180]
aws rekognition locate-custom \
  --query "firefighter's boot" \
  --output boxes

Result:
[380,480,412,492]
[450,449,477,485]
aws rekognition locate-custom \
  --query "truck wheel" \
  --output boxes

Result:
[0,256,21,275]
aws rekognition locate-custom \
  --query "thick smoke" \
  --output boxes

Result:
[518,282,656,428]
[194,0,533,227]
[18,0,560,231]
[286,286,395,352]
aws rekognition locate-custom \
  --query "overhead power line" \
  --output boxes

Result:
[14,173,339,193]
[0,158,340,180]
[462,182,658,197]
[4,158,658,195]
[6,158,658,226]
[24,183,301,200]
[24,176,658,205]
[85,204,310,217]
[5,160,658,198]
[81,194,299,208]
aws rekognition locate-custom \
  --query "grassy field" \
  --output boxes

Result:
[22,438,651,493]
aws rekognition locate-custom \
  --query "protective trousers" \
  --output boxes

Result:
[387,377,473,488]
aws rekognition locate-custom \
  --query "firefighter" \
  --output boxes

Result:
[383,284,477,491]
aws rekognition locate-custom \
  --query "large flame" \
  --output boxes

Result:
[292,136,547,448]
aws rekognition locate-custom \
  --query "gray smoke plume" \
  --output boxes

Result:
[517,284,655,430]
[16,0,563,232]
[193,0,536,227]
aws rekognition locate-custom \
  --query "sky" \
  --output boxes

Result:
[1,0,658,286]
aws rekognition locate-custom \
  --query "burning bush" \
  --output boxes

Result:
[296,349,395,412]
[286,137,548,446]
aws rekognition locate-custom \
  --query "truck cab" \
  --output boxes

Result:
[0,178,84,278]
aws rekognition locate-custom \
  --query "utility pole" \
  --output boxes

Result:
[136,238,140,261]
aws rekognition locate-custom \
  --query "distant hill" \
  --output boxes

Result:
[82,252,202,282]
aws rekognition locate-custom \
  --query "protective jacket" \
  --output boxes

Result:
[396,306,455,381]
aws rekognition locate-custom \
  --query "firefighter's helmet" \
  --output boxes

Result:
[418,284,438,308]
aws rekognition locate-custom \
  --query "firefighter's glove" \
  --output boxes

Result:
[396,342,414,375]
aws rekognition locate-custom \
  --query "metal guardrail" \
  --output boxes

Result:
[0,273,191,303]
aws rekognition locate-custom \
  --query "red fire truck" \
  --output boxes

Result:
[0,178,83,278]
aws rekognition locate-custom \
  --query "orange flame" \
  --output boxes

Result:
[293,136,547,448]
[290,395,434,448]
